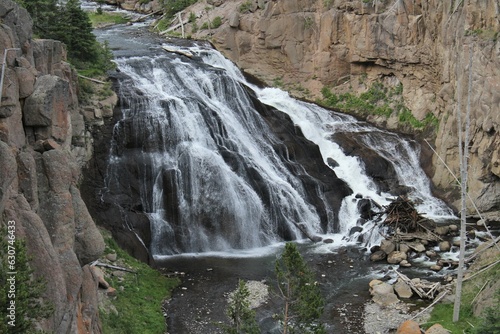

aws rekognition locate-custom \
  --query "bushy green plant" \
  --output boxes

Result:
[211,16,223,29]
[239,0,253,13]
[159,0,198,21]
[221,280,260,334]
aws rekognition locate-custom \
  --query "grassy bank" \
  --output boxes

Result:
[422,245,500,333]
[99,230,180,334]
[88,11,130,28]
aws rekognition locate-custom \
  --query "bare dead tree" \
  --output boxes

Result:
[453,41,473,323]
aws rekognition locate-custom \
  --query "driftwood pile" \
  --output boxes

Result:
[381,196,430,232]
[378,196,443,243]
[395,270,446,300]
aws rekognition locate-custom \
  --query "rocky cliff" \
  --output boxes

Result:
[162,0,499,218]
[0,0,112,332]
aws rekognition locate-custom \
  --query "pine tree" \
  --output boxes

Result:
[57,0,98,62]
[275,243,325,334]
[223,280,260,334]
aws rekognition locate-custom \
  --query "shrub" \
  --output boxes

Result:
[239,0,253,13]
[211,16,222,29]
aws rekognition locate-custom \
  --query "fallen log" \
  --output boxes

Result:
[160,18,190,35]
[410,290,449,320]
[78,74,106,84]
[162,46,193,58]
[90,260,137,274]
[132,10,161,23]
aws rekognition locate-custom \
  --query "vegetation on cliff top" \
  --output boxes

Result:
[14,0,115,75]
[318,81,439,132]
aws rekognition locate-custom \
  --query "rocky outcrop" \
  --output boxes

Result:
[0,0,110,332]
[168,0,499,216]
[100,0,163,13]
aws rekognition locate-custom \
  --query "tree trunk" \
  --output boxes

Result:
[453,41,473,323]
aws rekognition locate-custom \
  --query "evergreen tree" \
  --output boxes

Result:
[275,243,325,334]
[14,0,114,73]
[56,0,98,62]
[223,280,260,334]
[0,231,53,333]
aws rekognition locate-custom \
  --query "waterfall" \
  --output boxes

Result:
[103,40,454,258]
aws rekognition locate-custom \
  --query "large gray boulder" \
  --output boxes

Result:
[23,75,71,142]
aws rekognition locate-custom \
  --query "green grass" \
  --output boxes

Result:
[319,81,440,131]
[422,252,500,333]
[423,303,478,333]
[88,12,130,28]
[99,231,180,334]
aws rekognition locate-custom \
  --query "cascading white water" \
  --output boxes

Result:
[106,54,336,257]
[189,43,455,242]
[105,39,454,257]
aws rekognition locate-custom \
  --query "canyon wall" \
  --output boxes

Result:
[178,0,499,217]
[0,0,113,332]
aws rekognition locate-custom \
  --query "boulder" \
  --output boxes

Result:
[370,250,387,261]
[207,0,224,6]
[112,270,126,278]
[434,225,450,235]
[15,66,36,98]
[425,324,449,334]
[381,239,396,254]
[399,259,411,267]
[407,241,426,253]
[369,280,399,306]
[430,264,443,272]
[106,287,117,297]
[387,251,407,264]
[399,243,410,253]
[426,250,437,258]
[23,75,71,142]
[106,253,117,262]
[349,226,363,235]
[396,320,421,334]
[439,241,451,252]
[90,266,109,289]
[229,10,240,28]
[394,279,413,298]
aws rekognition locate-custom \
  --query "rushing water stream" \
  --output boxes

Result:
[88,9,457,333]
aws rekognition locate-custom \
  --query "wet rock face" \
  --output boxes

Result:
[331,132,400,195]
[248,89,352,232]
[0,0,106,332]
